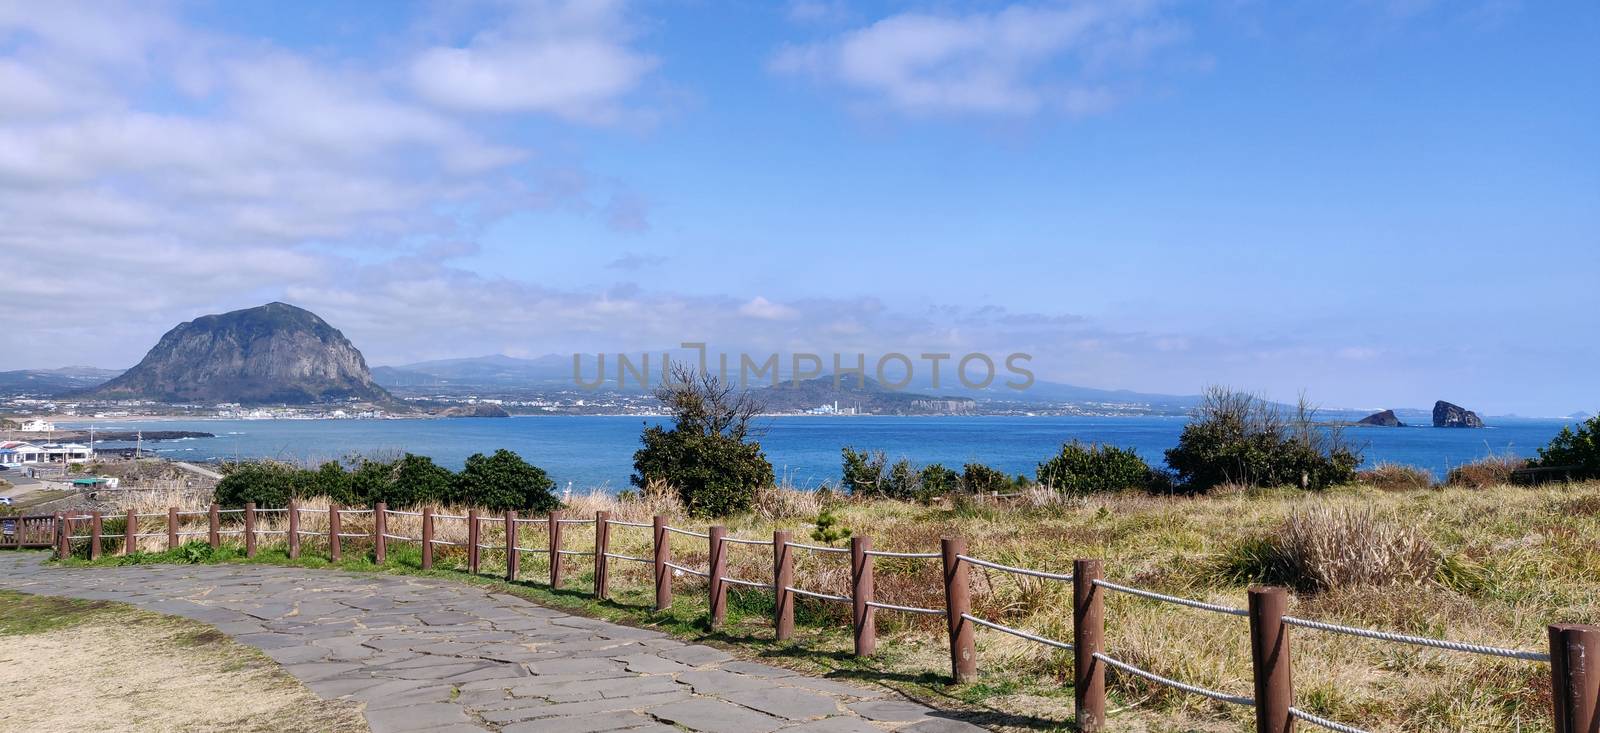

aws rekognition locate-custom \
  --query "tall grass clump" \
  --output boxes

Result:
[1444,451,1526,488]
[1356,462,1435,491]
[1221,507,1437,592]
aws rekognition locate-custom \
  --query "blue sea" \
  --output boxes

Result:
[58,415,1580,490]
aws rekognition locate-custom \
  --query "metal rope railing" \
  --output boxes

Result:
[604,552,651,564]
[784,541,849,554]
[664,561,709,578]
[721,576,775,590]
[961,613,1072,650]
[666,526,709,539]
[1281,615,1550,662]
[958,554,1073,582]
[1094,579,1248,617]
[1092,652,1254,707]
[605,519,652,528]
[1290,707,1371,733]
[786,586,849,603]
[868,600,945,616]
[719,536,771,546]
[865,549,942,559]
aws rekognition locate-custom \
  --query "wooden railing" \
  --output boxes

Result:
[30,503,1600,733]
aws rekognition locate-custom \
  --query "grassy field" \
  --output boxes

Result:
[57,479,1600,732]
[0,587,366,732]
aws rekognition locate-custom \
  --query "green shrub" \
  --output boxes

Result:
[960,462,1018,494]
[1356,462,1435,491]
[918,463,959,499]
[388,454,454,506]
[809,508,852,543]
[1036,440,1158,494]
[305,461,354,503]
[1164,387,1361,492]
[841,447,889,497]
[214,461,303,508]
[840,449,958,501]
[1535,414,1600,478]
[631,364,773,518]
[455,449,559,512]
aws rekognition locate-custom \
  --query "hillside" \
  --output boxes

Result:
[88,303,393,405]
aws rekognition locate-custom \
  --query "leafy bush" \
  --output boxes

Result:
[961,462,1020,494]
[1444,453,1527,488]
[841,447,890,497]
[1535,414,1600,478]
[1036,440,1158,494]
[216,449,557,511]
[918,463,959,498]
[214,461,303,507]
[1164,387,1361,492]
[631,364,774,518]
[1356,462,1435,491]
[389,454,454,506]
[810,508,851,543]
[455,449,559,512]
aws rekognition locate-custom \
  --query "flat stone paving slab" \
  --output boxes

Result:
[0,552,983,732]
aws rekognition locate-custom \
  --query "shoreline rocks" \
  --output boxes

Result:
[1433,400,1484,428]
[1357,409,1404,427]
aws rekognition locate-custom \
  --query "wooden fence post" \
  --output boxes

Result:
[467,509,479,574]
[329,503,342,563]
[708,526,727,629]
[851,535,876,656]
[774,530,793,641]
[1551,624,1600,733]
[941,537,977,683]
[55,512,67,559]
[244,502,257,558]
[548,510,564,588]
[504,510,518,582]
[208,503,220,550]
[1074,559,1106,732]
[594,511,610,599]
[1248,587,1293,733]
[287,500,300,559]
[89,511,102,561]
[123,509,137,556]
[373,502,386,564]
[420,507,433,570]
[653,515,671,611]
[167,507,177,551]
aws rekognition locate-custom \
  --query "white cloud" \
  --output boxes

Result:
[0,1,646,368]
[770,1,1185,117]
[410,0,657,123]
[738,297,802,321]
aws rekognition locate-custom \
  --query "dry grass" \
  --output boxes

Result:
[1274,506,1438,591]
[0,590,365,732]
[77,479,1600,733]
[1445,453,1527,488]
[1356,462,1436,491]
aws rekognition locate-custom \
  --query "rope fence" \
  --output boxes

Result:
[27,506,1594,733]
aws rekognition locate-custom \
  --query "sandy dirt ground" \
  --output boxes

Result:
[0,610,367,732]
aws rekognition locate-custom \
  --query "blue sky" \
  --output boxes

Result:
[1,1,1595,415]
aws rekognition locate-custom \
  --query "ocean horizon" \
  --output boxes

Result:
[58,414,1579,491]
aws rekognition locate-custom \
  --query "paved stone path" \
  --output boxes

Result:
[0,554,984,733]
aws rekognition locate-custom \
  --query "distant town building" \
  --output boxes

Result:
[19,419,54,432]
[0,441,91,465]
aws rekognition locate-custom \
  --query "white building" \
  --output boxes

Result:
[0,441,90,465]
[19,419,55,432]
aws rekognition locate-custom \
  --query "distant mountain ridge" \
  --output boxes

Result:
[88,302,393,405]
[0,366,123,394]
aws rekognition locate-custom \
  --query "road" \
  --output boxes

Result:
[0,553,983,733]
